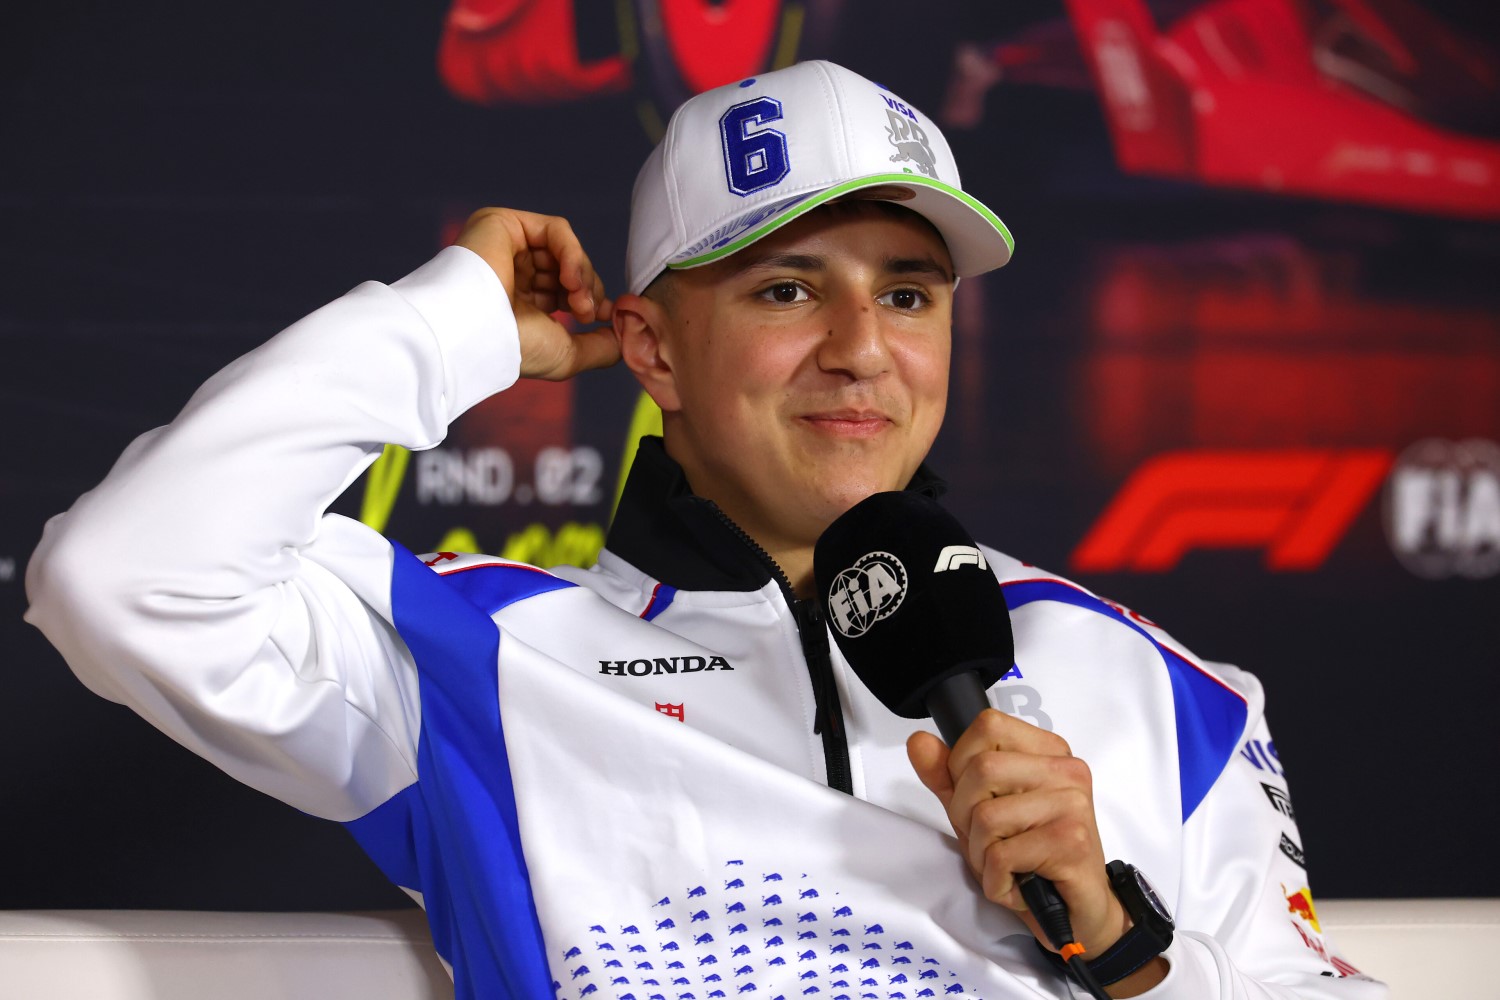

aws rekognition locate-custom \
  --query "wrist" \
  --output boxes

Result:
[1038,862,1175,994]
[1091,861,1174,985]
[1105,954,1169,997]
[1085,894,1135,955]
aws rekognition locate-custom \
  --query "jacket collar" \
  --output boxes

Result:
[605,436,947,592]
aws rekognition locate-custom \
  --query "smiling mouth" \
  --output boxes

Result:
[799,412,893,438]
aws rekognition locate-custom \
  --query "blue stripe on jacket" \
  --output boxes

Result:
[345,544,575,999]
[1002,580,1248,821]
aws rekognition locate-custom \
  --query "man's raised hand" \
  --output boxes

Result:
[454,207,621,381]
[908,711,1122,949]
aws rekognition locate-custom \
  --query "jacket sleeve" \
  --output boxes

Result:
[1142,663,1387,1000]
[23,246,520,821]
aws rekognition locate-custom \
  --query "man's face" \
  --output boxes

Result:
[651,202,954,554]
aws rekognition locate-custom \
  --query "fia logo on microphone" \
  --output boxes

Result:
[827,551,907,638]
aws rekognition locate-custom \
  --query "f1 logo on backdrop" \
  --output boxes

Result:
[1073,443,1500,577]
[1070,449,1393,573]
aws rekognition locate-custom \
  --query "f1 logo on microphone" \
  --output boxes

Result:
[933,545,988,572]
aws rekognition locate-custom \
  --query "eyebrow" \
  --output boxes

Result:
[885,256,954,283]
[736,252,954,283]
[739,252,824,273]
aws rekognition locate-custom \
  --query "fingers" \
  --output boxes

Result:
[909,714,1082,841]
[947,751,1093,877]
[960,767,1116,950]
[456,207,621,380]
[907,710,1126,955]
[950,745,1091,809]
[456,207,614,324]
[917,712,1096,880]
[966,785,1094,888]
[518,254,614,323]
[508,212,612,322]
[945,708,1072,784]
[979,826,1119,955]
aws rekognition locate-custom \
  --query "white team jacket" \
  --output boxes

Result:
[26,247,1385,1000]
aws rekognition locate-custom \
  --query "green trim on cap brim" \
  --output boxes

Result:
[666,173,1014,272]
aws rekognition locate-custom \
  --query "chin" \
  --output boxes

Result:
[809,477,899,528]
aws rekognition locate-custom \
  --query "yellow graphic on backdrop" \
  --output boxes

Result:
[359,443,410,535]
[358,391,662,569]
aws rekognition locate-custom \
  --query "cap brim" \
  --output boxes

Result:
[665,173,1014,278]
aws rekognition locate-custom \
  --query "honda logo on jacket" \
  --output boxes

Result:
[599,656,735,676]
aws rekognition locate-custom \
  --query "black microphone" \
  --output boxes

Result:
[811,490,1012,745]
[813,491,1099,994]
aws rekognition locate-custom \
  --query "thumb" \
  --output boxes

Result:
[517,313,622,381]
[906,730,955,807]
[563,326,624,375]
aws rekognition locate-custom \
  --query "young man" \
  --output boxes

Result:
[26,61,1380,1000]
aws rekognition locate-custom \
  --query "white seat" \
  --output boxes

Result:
[0,909,453,999]
[1317,898,1496,996]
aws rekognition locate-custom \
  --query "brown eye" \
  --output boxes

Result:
[759,281,809,304]
[879,288,928,310]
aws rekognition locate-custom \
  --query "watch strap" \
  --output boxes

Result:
[1034,926,1168,988]
[1035,861,1174,988]
[1082,923,1170,986]
[1096,860,1173,984]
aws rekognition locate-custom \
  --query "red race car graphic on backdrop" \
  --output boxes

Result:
[947,0,1500,218]
[438,0,846,121]
[439,0,631,104]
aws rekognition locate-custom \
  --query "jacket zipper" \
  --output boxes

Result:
[707,506,854,795]
[791,599,853,794]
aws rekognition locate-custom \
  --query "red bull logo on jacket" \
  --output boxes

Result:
[1283,885,1321,933]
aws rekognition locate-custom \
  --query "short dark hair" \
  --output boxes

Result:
[641,269,678,309]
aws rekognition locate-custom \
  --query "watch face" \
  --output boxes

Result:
[1132,868,1173,924]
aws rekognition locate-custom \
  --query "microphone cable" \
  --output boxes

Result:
[1021,874,1110,1000]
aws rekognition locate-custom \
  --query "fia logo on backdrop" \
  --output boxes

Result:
[1384,438,1500,579]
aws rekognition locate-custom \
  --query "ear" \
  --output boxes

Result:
[613,292,683,413]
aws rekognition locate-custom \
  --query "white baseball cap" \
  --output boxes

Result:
[625,59,1014,295]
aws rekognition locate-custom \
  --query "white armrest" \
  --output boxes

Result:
[3,899,1492,998]
[1320,897,1498,995]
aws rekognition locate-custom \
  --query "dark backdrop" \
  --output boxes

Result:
[4,0,1498,910]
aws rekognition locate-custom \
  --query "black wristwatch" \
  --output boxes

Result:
[1086,860,1175,986]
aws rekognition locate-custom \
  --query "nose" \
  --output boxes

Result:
[816,294,892,381]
